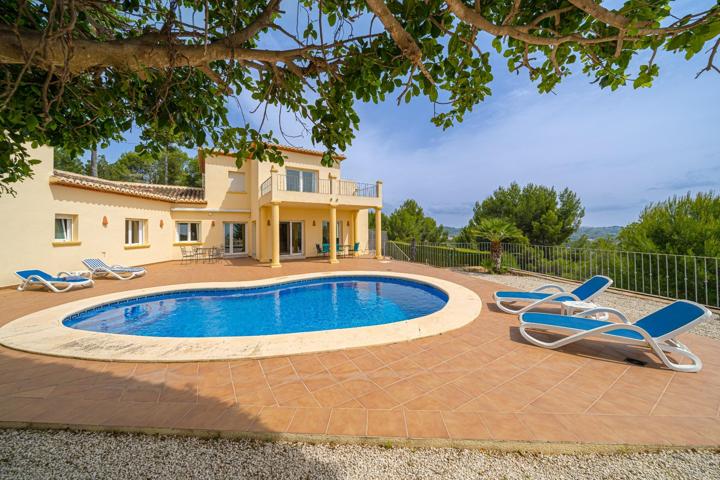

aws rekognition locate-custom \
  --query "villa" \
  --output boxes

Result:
[0,145,383,287]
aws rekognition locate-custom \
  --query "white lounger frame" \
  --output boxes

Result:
[87,265,145,280]
[16,272,94,293]
[494,275,613,314]
[519,302,713,373]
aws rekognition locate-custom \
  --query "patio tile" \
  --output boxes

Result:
[518,413,580,442]
[259,357,292,373]
[351,353,386,373]
[326,408,367,436]
[442,411,491,440]
[317,351,350,370]
[287,408,331,434]
[404,384,472,411]
[480,413,534,441]
[312,383,355,408]
[289,355,326,376]
[1,259,718,447]
[384,379,428,404]
[233,384,275,406]
[367,409,406,437]
[341,378,377,397]
[328,361,363,382]
[357,388,399,409]
[249,407,296,433]
[366,366,402,388]
[264,365,300,387]
[404,410,449,439]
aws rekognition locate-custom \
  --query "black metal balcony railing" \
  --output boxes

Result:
[261,175,378,197]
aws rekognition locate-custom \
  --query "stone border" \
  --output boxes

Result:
[4,422,717,454]
[0,271,482,362]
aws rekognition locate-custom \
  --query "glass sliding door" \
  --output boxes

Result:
[224,223,246,255]
[322,220,343,244]
[279,221,303,256]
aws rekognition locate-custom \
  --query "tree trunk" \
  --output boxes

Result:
[90,149,98,177]
[164,150,169,184]
[490,241,503,271]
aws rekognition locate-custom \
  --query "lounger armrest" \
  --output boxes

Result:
[512,291,581,314]
[575,307,631,324]
[24,275,46,283]
[531,284,566,293]
[56,271,73,278]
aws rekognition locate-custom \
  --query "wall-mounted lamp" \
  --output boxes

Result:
[267,219,271,226]
[159,219,164,228]
[102,216,108,227]
[211,220,216,227]
[312,220,316,226]
[346,221,350,226]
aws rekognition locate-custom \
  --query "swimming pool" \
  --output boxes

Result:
[63,276,448,338]
[0,271,482,361]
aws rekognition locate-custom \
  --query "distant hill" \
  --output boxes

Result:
[444,226,463,239]
[571,226,622,240]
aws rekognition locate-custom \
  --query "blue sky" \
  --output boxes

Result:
[96,20,720,228]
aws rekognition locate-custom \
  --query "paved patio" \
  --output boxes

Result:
[0,258,719,447]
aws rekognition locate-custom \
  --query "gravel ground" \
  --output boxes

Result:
[464,272,720,340]
[1,429,719,480]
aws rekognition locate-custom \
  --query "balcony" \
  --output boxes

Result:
[259,174,382,208]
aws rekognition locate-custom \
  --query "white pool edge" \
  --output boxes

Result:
[0,271,482,362]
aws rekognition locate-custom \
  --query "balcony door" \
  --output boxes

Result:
[279,221,303,256]
[286,169,317,193]
[224,223,246,255]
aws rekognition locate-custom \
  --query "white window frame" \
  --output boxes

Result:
[176,221,201,243]
[286,168,318,193]
[54,215,75,242]
[125,219,147,246]
[228,171,246,193]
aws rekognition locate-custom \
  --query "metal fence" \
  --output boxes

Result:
[385,241,720,308]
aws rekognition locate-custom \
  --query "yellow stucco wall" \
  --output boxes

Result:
[0,146,377,287]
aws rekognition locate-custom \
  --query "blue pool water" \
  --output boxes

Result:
[63,276,448,338]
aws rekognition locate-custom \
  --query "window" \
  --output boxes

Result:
[286,169,317,193]
[228,172,246,192]
[176,222,200,242]
[54,215,75,242]
[125,219,146,245]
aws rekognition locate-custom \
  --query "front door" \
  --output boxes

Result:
[279,221,303,256]
[224,223,246,255]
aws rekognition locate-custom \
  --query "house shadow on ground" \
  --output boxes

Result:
[0,349,342,479]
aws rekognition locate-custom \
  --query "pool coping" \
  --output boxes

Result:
[0,271,482,362]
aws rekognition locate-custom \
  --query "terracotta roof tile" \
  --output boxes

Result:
[51,170,206,203]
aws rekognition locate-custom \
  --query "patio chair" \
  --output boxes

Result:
[518,300,713,373]
[321,243,330,256]
[352,242,360,255]
[315,244,324,256]
[16,269,94,293]
[82,258,146,280]
[180,246,198,264]
[494,275,613,314]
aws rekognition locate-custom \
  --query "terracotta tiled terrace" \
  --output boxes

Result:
[1,258,719,448]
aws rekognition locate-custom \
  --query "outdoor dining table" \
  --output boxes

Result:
[193,247,220,262]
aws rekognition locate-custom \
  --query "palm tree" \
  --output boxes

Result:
[471,218,525,272]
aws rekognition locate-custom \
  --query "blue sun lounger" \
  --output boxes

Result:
[16,269,94,293]
[519,300,713,372]
[494,275,613,314]
[82,258,146,280]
